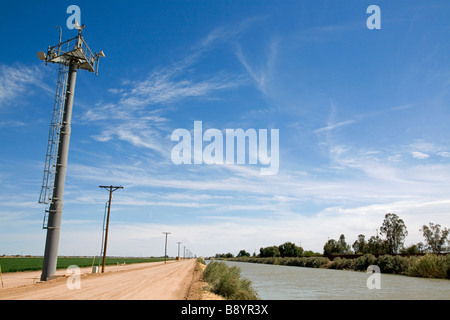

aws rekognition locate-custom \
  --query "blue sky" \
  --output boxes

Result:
[0,0,449,257]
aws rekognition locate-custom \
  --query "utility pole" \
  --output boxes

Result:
[163,232,171,264]
[177,242,181,261]
[183,246,186,260]
[99,185,123,273]
[39,25,105,281]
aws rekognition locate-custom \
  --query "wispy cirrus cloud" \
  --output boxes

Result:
[82,20,260,155]
[0,64,52,108]
[82,99,170,155]
[235,37,279,97]
[93,118,168,156]
[313,119,356,133]
[104,18,260,111]
[116,69,244,108]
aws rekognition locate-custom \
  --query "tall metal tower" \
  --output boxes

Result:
[38,24,105,281]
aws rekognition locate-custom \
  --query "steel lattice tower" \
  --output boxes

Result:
[38,24,104,281]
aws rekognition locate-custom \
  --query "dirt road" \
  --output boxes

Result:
[0,259,198,300]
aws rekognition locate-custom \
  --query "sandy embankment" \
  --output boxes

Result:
[0,259,221,300]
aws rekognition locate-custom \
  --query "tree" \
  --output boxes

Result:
[323,235,350,255]
[352,234,368,254]
[259,246,280,257]
[323,239,339,256]
[402,243,422,254]
[367,234,387,255]
[237,250,250,257]
[278,242,303,257]
[337,234,352,254]
[215,252,234,258]
[420,222,449,253]
[380,213,408,254]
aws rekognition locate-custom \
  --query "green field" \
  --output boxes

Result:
[0,256,169,273]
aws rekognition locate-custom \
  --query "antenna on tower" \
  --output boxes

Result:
[38,25,105,281]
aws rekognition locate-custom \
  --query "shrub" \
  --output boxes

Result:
[302,257,329,268]
[375,254,410,274]
[273,257,283,265]
[297,258,307,267]
[354,254,376,271]
[314,257,330,268]
[331,257,355,270]
[285,257,303,267]
[407,254,448,279]
[341,257,355,269]
[446,255,450,279]
[262,257,275,264]
[203,262,259,300]
[329,257,342,269]
[376,255,396,273]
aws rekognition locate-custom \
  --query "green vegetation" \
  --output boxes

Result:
[325,215,449,256]
[229,253,450,279]
[203,261,259,300]
[236,250,250,257]
[229,256,330,269]
[407,254,450,279]
[324,234,351,255]
[213,213,449,280]
[223,214,448,260]
[214,252,234,259]
[0,256,168,273]
[420,223,450,254]
[380,213,409,254]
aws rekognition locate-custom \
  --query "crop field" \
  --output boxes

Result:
[0,256,169,273]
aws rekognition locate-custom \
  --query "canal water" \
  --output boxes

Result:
[221,261,450,300]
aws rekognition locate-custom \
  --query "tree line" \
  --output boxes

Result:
[324,213,449,256]
[215,213,449,258]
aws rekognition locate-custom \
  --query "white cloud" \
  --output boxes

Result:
[411,151,430,159]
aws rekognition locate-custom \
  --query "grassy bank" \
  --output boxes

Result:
[227,253,450,279]
[0,256,168,273]
[202,261,259,300]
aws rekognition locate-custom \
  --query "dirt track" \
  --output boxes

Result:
[0,259,200,300]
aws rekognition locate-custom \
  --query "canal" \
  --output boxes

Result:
[221,261,450,300]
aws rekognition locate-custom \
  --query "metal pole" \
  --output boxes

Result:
[40,60,78,281]
[177,242,181,261]
[163,232,170,263]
